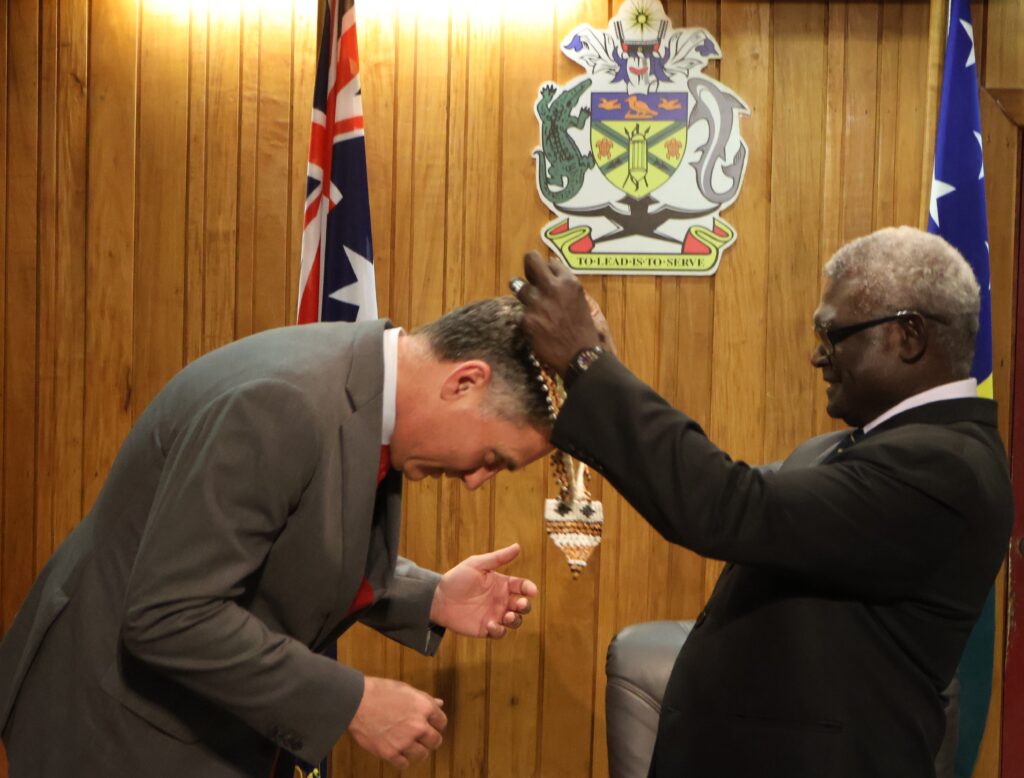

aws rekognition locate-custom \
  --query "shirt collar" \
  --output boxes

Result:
[381,327,403,445]
[862,377,978,434]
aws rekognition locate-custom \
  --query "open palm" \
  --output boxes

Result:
[430,544,538,638]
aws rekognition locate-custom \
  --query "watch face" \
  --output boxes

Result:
[575,347,603,370]
[566,346,604,387]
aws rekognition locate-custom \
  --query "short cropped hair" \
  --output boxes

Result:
[415,297,551,427]
[823,226,981,377]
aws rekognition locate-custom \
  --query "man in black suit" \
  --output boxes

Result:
[511,226,1013,777]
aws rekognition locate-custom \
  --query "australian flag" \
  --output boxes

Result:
[282,3,375,776]
[927,0,993,774]
[297,0,377,326]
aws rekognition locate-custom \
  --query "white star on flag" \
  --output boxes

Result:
[328,245,378,322]
[959,19,975,67]
[974,131,985,179]
[929,176,956,227]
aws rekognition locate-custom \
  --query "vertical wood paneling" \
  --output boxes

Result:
[982,98,1020,442]
[288,0,318,326]
[985,0,1023,88]
[873,0,902,229]
[815,2,852,437]
[487,5,553,776]
[819,0,848,309]
[970,0,986,86]
[0,0,5,744]
[0,0,8,654]
[205,4,243,353]
[35,0,59,569]
[51,0,89,549]
[764,0,828,462]
[185,5,209,365]
[82,0,137,510]
[892,0,931,229]
[2,0,40,633]
[360,0,397,322]
[134,0,189,409]
[613,275,661,617]
[918,0,945,226]
[252,2,293,332]
[234,4,260,339]
[712,0,772,459]
[2,2,1021,777]
[977,87,1020,778]
[840,0,880,241]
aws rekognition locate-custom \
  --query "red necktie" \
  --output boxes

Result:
[377,444,391,486]
[344,446,392,617]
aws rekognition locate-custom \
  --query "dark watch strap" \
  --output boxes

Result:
[564,346,605,389]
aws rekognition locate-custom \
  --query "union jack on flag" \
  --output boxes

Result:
[297,1,377,326]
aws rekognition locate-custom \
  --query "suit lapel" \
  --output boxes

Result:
[777,398,998,474]
[314,322,388,647]
[779,430,848,471]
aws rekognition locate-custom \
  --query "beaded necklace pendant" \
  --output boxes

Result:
[527,350,604,578]
[544,451,604,578]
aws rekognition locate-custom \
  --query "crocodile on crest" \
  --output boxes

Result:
[534,79,595,204]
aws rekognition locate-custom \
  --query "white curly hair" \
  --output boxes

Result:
[823,226,980,377]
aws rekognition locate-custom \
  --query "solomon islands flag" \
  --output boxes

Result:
[927,0,995,775]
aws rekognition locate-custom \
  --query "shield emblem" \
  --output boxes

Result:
[590,91,687,200]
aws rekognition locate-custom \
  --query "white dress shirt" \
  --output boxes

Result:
[381,327,402,445]
[862,377,978,434]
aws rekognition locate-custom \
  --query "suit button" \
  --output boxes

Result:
[694,609,708,627]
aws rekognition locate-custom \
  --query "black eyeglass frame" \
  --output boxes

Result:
[814,309,947,356]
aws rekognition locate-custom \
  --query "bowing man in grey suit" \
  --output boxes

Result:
[511,227,1013,778]
[0,298,552,776]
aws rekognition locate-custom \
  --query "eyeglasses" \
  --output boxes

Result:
[814,309,947,356]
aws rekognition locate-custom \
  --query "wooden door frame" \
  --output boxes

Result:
[1002,90,1024,778]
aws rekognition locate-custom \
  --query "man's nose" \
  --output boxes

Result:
[461,467,500,491]
[810,340,829,367]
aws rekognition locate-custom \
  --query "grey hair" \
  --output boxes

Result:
[414,296,551,428]
[823,226,980,377]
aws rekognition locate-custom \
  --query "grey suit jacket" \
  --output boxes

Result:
[0,321,442,775]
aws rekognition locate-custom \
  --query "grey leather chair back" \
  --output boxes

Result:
[605,620,960,778]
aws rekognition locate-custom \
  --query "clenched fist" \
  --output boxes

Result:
[348,676,447,768]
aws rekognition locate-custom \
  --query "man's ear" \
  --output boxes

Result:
[440,360,493,400]
[898,314,928,363]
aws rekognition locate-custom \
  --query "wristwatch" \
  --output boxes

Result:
[564,345,605,388]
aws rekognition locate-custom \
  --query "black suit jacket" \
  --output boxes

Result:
[553,356,1013,778]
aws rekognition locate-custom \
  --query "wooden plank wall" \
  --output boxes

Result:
[1,0,1020,776]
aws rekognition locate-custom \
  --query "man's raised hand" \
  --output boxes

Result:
[430,543,538,639]
[511,251,615,374]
